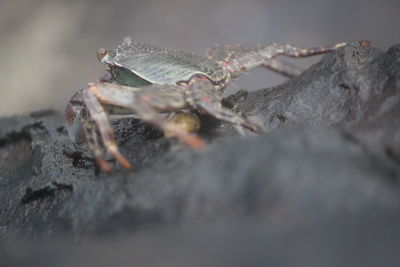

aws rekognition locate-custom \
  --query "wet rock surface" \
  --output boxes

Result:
[0,43,399,265]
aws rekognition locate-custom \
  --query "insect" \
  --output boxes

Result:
[65,36,348,172]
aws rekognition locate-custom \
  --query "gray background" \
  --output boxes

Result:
[1,0,399,116]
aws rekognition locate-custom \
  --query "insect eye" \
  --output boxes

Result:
[96,48,107,61]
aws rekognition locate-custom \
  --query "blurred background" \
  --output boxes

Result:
[0,0,399,116]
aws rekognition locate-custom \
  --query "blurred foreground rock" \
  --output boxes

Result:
[0,43,399,265]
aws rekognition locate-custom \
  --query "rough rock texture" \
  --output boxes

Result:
[0,43,399,265]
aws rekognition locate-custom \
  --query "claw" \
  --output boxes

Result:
[164,123,205,148]
[241,120,265,134]
[96,158,112,173]
[250,123,265,134]
[109,147,133,170]
[182,134,205,148]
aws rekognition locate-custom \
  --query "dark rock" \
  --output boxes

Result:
[1,213,400,267]
[0,43,399,264]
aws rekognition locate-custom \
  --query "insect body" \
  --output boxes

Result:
[65,37,349,172]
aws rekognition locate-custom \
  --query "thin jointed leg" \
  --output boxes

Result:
[86,83,204,147]
[261,59,304,78]
[185,77,263,133]
[215,42,348,77]
[78,82,206,171]
[206,44,303,77]
[81,118,113,172]
[84,88,132,170]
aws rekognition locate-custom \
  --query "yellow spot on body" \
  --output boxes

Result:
[165,112,201,137]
